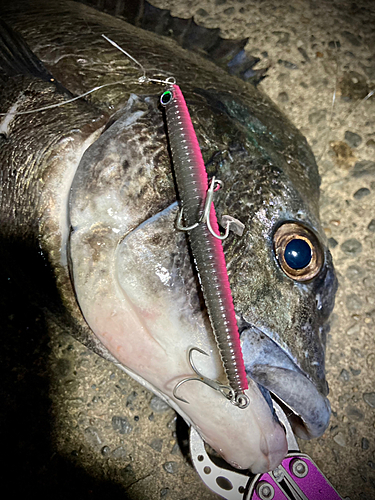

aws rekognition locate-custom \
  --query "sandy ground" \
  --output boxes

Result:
[1,1,374,499]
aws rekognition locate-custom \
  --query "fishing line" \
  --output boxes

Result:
[102,34,147,81]
[101,35,176,86]
[0,34,174,118]
[339,88,374,123]
[316,40,340,163]
[317,40,374,163]
[0,79,128,116]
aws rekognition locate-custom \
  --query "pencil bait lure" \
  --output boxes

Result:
[160,85,249,409]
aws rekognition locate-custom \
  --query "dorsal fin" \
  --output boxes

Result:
[76,0,267,85]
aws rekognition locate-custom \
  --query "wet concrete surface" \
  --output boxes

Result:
[1,1,374,499]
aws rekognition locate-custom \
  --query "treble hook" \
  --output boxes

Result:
[176,176,245,239]
[201,177,231,240]
[173,347,250,409]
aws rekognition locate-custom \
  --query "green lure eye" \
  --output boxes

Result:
[160,90,173,106]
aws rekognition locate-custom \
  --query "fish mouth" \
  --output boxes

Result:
[241,324,331,440]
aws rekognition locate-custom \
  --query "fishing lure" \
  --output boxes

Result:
[160,85,250,409]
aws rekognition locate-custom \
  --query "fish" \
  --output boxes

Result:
[0,0,337,476]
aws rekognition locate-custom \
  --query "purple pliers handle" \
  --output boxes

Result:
[248,453,342,500]
[189,401,343,500]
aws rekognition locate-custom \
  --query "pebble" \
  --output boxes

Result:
[363,392,375,408]
[171,442,181,455]
[352,347,364,358]
[278,59,298,70]
[341,31,362,47]
[339,71,369,101]
[160,487,169,497]
[367,139,375,149]
[196,8,209,17]
[346,265,363,280]
[150,395,171,413]
[328,40,341,49]
[333,432,346,447]
[347,323,361,336]
[120,464,136,483]
[346,406,364,421]
[349,425,357,436]
[55,358,71,377]
[84,426,102,446]
[308,109,327,125]
[353,188,370,199]
[163,461,179,474]
[101,445,110,456]
[111,416,133,434]
[339,393,351,404]
[223,7,235,15]
[328,237,338,249]
[346,294,363,311]
[352,160,375,177]
[362,438,370,450]
[167,415,177,429]
[339,369,350,382]
[350,367,361,376]
[278,91,289,102]
[272,31,290,44]
[112,446,127,459]
[367,219,375,232]
[345,131,362,148]
[150,438,163,453]
[341,238,362,256]
[126,391,138,407]
[298,47,310,62]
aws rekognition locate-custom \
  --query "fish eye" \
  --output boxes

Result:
[160,90,173,106]
[273,222,324,282]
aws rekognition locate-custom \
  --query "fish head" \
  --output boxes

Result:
[193,87,338,438]
[68,86,337,473]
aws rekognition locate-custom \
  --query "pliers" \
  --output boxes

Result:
[189,401,343,500]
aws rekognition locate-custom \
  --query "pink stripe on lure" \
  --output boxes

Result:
[161,84,249,408]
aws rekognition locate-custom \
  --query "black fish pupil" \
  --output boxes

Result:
[284,239,312,270]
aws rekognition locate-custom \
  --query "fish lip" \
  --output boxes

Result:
[241,325,331,440]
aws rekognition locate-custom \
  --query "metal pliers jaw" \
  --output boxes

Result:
[189,401,343,500]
